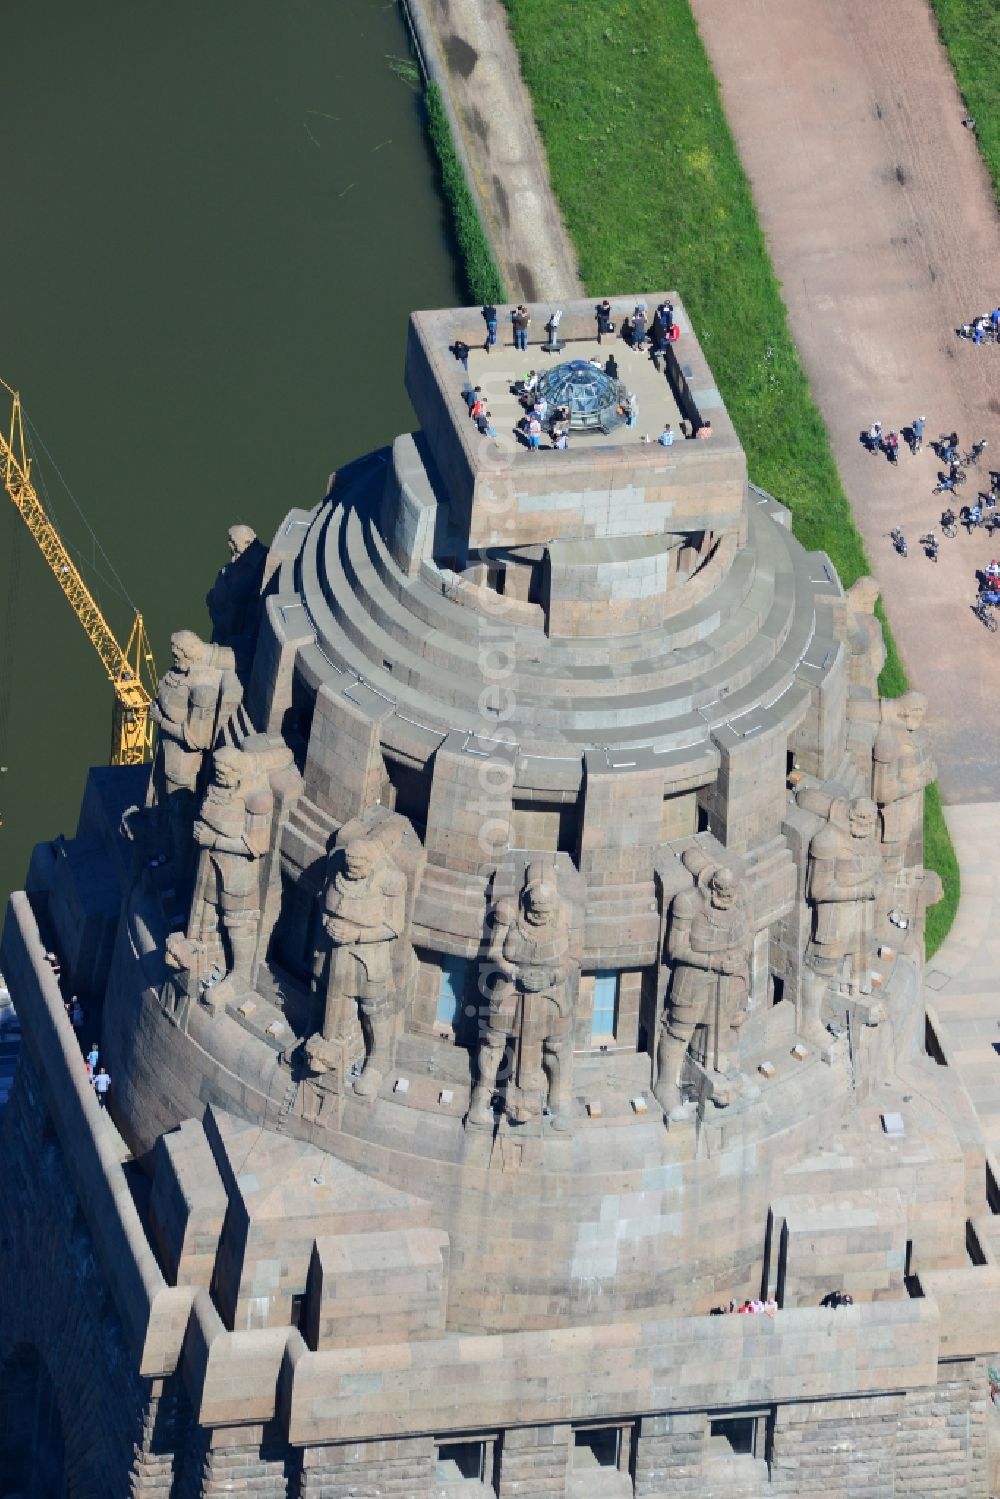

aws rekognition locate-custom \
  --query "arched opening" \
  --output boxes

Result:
[0,1344,67,1498]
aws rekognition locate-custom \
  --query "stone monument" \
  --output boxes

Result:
[466,862,578,1131]
[145,629,241,877]
[872,690,936,873]
[2,296,991,1499]
[206,523,268,661]
[306,828,408,1097]
[654,856,752,1117]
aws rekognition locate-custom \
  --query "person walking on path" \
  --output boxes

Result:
[911,416,925,454]
[482,304,498,351]
[86,1042,99,1074]
[868,421,883,454]
[93,1064,111,1109]
[511,304,530,352]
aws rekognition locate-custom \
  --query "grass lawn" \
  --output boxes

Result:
[501,0,957,952]
[929,0,1000,206]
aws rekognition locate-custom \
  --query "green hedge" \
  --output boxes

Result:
[500,0,957,952]
[424,81,506,306]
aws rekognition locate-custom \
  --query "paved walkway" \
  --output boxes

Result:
[403,0,582,303]
[689,0,1000,805]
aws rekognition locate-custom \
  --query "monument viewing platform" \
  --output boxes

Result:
[404,295,745,551]
[0,295,995,1498]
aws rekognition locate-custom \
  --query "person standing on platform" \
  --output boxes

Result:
[512,304,530,352]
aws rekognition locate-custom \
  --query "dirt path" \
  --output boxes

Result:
[689,0,1000,802]
[404,0,583,302]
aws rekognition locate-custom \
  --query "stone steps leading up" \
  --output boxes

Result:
[322,508,796,731]
[296,479,820,754]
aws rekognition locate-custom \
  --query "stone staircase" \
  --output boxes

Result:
[296,478,838,760]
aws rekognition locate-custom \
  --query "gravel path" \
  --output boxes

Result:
[689,0,1000,802]
[405,0,583,302]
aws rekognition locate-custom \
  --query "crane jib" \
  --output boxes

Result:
[0,380,157,767]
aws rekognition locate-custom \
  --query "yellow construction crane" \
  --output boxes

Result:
[0,378,157,765]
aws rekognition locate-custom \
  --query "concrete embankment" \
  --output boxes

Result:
[401,0,582,302]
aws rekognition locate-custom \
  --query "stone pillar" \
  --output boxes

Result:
[579,749,664,885]
[298,1435,435,1497]
[634,1412,705,1496]
[197,1427,290,1498]
[705,719,787,851]
[424,730,515,875]
[246,591,315,737]
[789,632,848,779]
[303,683,394,825]
[497,1424,571,1499]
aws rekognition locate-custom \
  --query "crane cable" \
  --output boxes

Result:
[0,502,22,767]
[23,407,138,615]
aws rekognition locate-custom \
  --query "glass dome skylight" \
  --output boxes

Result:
[535,359,628,432]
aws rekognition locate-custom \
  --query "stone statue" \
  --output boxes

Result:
[466,864,577,1133]
[183,747,274,1004]
[841,575,885,688]
[872,692,935,873]
[803,796,884,1019]
[653,863,752,1117]
[147,631,239,876]
[309,832,407,1099]
[206,524,267,650]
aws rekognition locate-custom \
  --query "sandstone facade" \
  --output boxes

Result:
[2,297,997,1497]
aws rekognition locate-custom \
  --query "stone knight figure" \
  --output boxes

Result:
[466,863,577,1133]
[871,691,935,873]
[206,524,267,652]
[184,746,274,1003]
[802,796,884,1033]
[146,630,239,876]
[310,832,407,1099]
[653,863,752,1117]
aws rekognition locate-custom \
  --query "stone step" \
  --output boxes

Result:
[370,501,749,675]
[337,506,794,730]
[299,485,819,754]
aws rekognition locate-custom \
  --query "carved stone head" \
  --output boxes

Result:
[895,691,927,732]
[847,797,877,840]
[522,862,559,926]
[228,524,257,562]
[212,747,247,791]
[170,629,204,673]
[708,866,738,910]
[344,836,381,881]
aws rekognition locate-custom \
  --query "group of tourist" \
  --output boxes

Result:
[959,307,1000,345]
[58,965,112,1108]
[712,1289,855,1315]
[597,297,678,354]
[869,412,1000,613]
[717,1296,779,1316]
[450,295,714,449]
